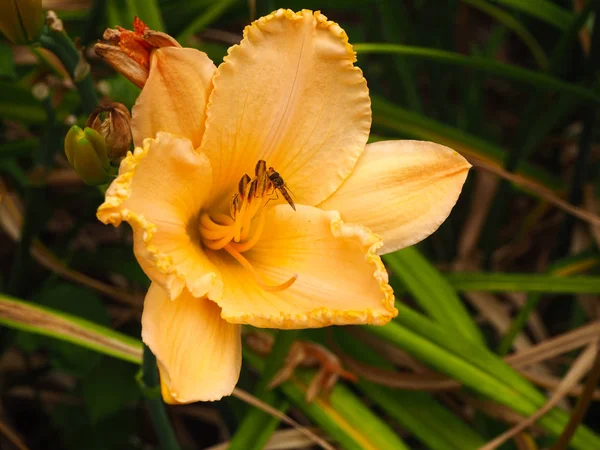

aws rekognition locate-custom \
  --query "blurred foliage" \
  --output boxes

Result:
[1,0,600,449]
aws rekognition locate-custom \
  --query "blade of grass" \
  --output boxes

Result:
[480,0,598,263]
[131,0,165,31]
[384,247,485,345]
[354,44,600,104]
[0,294,143,363]
[497,253,600,355]
[489,0,573,29]
[375,0,421,111]
[140,345,181,450]
[463,0,548,68]
[229,330,300,450]
[368,306,600,449]
[0,294,329,449]
[177,0,239,45]
[334,329,486,450]
[447,272,600,294]
[244,349,409,450]
[228,391,290,450]
[551,348,600,450]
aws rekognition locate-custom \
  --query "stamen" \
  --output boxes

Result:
[211,212,235,226]
[200,213,230,231]
[230,208,267,253]
[203,233,234,250]
[238,174,251,198]
[224,244,297,293]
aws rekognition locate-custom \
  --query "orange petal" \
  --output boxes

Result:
[319,140,471,254]
[143,283,241,403]
[97,132,222,300]
[131,47,216,147]
[200,9,371,207]
[209,204,397,328]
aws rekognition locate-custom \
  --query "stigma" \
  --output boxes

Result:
[199,160,297,292]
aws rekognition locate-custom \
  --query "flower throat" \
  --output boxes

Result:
[200,160,297,292]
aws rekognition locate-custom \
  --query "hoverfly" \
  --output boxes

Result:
[255,160,296,211]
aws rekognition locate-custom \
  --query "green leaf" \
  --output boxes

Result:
[355,44,599,104]
[29,283,110,375]
[0,294,143,364]
[368,306,600,450]
[229,330,299,450]
[82,357,140,424]
[334,330,486,450]
[446,272,600,294]
[384,247,485,345]
[490,0,573,29]
[0,43,16,79]
[244,349,409,450]
[463,0,548,69]
[51,404,138,450]
[107,0,164,31]
[177,0,240,45]
[0,81,46,124]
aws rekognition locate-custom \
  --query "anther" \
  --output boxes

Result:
[238,173,251,199]
[255,160,267,177]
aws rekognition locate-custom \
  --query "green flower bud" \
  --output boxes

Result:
[0,0,43,44]
[64,125,111,186]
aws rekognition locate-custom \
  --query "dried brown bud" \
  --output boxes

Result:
[86,103,132,163]
[95,17,181,89]
[95,42,149,88]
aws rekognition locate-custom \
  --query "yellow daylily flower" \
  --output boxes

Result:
[97,9,471,404]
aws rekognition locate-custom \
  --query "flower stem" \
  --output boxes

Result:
[38,14,99,113]
[141,345,181,450]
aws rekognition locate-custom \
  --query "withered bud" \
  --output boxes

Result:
[86,103,132,163]
[95,17,181,89]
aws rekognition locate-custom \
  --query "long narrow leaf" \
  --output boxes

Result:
[490,0,573,29]
[447,273,600,294]
[384,247,485,345]
[0,294,142,363]
[368,306,600,449]
[354,44,598,103]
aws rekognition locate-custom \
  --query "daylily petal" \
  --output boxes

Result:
[209,204,397,328]
[97,132,222,300]
[319,140,471,255]
[142,283,241,403]
[200,9,371,207]
[131,47,216,147]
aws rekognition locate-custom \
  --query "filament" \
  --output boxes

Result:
[229,208,267,253]
[224,244,297,293]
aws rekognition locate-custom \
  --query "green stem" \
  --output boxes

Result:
[39,24,99,113]
[141,345,181,450]
[497,293,541,355]
[229,330,300,449]
[82,0,107,45]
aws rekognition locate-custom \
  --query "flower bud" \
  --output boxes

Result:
[86,103,132,163]
[95,17,180,88]
[64,125,111,186]
[0,0,43,44]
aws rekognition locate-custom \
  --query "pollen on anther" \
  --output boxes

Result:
[238,173,251,199]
